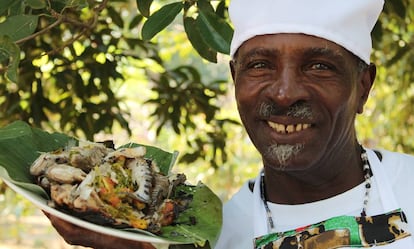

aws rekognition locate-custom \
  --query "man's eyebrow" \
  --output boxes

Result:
[302,47,347,64]
[235,48,280,65]
[234,46,349,67]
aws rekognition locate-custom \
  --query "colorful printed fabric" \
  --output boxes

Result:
[254,209,410,249]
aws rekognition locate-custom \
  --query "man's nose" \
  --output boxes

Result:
[266,66,309,107]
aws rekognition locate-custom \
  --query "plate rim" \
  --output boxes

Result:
[3,178,182,245]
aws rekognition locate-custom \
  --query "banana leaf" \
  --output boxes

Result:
[0,121,222,248]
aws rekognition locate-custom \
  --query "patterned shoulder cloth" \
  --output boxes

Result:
[254,209,410,249]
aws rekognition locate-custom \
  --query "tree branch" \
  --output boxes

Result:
[17,0,109,59]
[16,0,108,44]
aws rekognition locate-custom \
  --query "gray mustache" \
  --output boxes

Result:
[259,102,313,119]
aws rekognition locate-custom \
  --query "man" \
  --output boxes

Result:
[47,0,414,248]
[215,0,414,248]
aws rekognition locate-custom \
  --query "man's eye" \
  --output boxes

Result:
[310,63,331,70]
[248,61,269,69]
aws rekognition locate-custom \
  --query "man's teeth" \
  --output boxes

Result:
[268,121,311,134]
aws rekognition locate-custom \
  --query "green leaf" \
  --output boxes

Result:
[52,0,88,9]
[108,6,124,28]
[215,1,227,19]
[25,0,47,9]
[136,0,153,17]
[119,143,179,175]
[0,121,222,246]
[390,0,406,19]
[197,0,215,14]
[371,20,383,49]
[129,14,143,29]
[196,8,233,54]
[5,0,24,16]
[141,2,183,40]
[0,0,17,16]
[0,15,39,42]
[0,121,72,197]
[161,183,222,246]
[0,36,21,83]
[184,17,217,63]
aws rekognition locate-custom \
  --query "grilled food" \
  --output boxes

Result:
[30,141,189,234]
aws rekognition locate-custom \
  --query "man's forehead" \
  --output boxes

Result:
[236,34,349,60]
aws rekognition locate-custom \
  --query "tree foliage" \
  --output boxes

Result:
[0,0,236,169]
[0,0,413,170]
[358,0,414,153]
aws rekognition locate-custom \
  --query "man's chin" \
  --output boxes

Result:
[264,143,304,170]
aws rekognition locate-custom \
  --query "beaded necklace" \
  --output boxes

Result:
[260,145,372,231]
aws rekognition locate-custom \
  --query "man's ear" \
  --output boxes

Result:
[229,60,236,82]
[357,63,376,114]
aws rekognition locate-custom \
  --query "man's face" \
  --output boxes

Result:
[231,34,372,171]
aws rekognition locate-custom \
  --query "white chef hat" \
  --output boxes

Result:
[229,0,384,64]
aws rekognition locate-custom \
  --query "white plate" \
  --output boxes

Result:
[3,179,180,246]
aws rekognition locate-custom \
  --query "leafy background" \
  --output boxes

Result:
[0,0,413,248]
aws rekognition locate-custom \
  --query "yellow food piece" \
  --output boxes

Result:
[133,199,146,210]
[130,218,148,229]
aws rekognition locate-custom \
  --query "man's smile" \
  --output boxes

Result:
[267,121,312,134]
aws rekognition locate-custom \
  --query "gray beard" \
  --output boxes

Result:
[265,143,304,169]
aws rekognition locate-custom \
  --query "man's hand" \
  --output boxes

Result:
[44,211,157,249]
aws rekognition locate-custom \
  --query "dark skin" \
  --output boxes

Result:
[230,33,376,205]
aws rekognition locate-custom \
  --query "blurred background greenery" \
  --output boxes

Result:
[0,0,413,248]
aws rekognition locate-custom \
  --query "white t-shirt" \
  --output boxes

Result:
[214,149,414,249]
